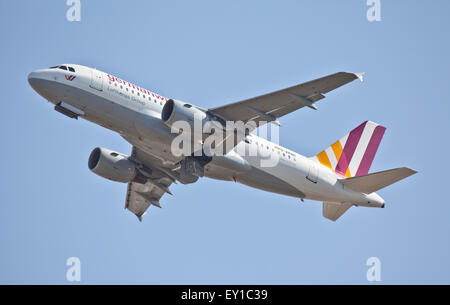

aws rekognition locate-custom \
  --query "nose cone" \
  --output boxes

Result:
[28,70,54,101]
[28,71,40,90]
[28,70,46,88]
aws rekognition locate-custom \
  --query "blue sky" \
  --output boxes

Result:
[1,0,449,284]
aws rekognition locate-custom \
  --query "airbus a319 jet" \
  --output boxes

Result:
[28,64,416,221]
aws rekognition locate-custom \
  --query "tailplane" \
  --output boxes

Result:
[323,167,417,221]
[339,167,417,194]
[313,121,386,178]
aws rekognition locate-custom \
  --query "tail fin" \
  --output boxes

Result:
[323,202,352,222]
[340,167,417,194]
[314,121,386,177]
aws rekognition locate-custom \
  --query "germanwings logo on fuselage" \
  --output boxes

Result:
[65,75,76,81]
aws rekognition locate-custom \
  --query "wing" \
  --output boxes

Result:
[209,72,365,126]
[125,146,178,221]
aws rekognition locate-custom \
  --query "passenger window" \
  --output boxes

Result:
[68,67,75,72]
[59,66,68,71]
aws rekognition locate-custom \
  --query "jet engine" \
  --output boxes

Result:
[161,99,208,131]
[161,99,232,135]
[88,147,137,183]
[161,99,235,156]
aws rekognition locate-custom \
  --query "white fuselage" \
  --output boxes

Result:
[28,64,384,208]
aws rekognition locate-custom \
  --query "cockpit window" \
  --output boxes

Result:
[49,65,76,72]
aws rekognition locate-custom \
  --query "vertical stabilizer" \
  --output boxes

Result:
[323,202,353,221]
[313,121,386,177]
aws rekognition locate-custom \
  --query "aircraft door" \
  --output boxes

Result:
[90,69,103,91]
[307,160,319,183]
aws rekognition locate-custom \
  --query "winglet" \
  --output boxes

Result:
[354,72,366,82]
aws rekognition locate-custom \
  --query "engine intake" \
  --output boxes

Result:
[161,99,208,131]
[88,147,137,183]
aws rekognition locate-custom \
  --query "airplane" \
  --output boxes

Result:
[28,64,417,221]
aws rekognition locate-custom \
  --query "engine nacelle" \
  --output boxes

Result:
[161,99,208,132]
[162,99,231,157]
[88,147,137,183]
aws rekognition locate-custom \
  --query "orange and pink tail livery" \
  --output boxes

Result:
[314,121,386,178]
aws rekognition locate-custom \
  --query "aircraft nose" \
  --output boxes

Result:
[28,69,46,84]
[28,69,51,81]
[28,71,44,93]
[28,70,54,102]
[28,71,39,86]
[28,71,37,79]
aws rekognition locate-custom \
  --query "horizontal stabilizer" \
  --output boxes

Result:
[323,202,352,221]
[340,167,417,194]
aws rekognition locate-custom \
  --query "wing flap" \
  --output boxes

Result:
[124,146,177,221]
[125,180,169,221]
